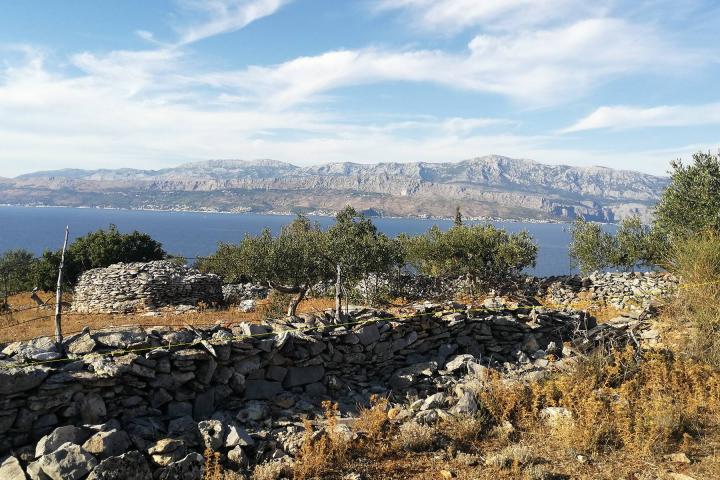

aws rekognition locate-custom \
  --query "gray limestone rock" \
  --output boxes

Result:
[244,380,283,400]
[0,366,51,395]
[0,455,27,480]
[35,426,89,458]
[38,442,97,480]
[157,452,204,480]
[81,429,131,460]
[86,451,152,480]
[283,366,325,388]
[148,438,187,467]
[198,419,225,451]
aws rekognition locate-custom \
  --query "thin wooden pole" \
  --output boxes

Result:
[54,226,69,347]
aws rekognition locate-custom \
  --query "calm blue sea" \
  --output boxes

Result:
[0,206,583,276]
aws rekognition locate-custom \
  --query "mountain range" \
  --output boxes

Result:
[0,155,668,222]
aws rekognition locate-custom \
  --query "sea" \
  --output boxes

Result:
[0,206,592,277]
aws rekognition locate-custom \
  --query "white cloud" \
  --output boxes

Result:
[563,103,720,132]
[0,3,707,179]
[201,18,692,108]
[176,0,292,44]
[375,0,605,32]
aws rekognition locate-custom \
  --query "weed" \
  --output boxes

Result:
[293,401,350,480]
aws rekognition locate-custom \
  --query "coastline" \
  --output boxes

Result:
[0,203,572,225]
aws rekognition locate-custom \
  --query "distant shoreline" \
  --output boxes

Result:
[0,203,572,225]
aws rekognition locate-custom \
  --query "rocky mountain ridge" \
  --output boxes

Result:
[2,155,668,221]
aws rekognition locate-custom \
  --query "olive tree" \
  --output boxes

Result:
[568,218,615,274]
[570,216,661,273]
[326,206,398,320]
[201,216,331,316]
[655,151,720,242]
[405,223,538,292]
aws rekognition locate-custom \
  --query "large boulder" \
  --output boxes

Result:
[35,426,89,458]
[38,442,97,480]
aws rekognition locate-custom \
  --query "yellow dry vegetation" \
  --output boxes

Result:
[282,350,720,480]
[0,291,338,343]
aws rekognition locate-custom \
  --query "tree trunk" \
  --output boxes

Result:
[287,287,307,317]
[335,264,342,322]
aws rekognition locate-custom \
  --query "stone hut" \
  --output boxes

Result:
[72,260,223,313]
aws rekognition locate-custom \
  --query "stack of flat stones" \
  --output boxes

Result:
[0,303,605,478]
[72,261,223,314]
[221,283,269,304]
[535,271,678,311]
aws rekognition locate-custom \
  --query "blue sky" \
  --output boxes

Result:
[0,0,718,176]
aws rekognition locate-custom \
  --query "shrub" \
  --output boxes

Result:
[0,249,37,300]
[465,343,720,457]
[666,232,720,367]
[293,401,349,480]
[393,421,440,452]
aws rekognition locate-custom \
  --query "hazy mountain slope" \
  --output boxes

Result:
[3,155,668,222]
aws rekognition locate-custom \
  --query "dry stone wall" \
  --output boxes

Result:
[534,271,677,311]
[0,304,597,478]
[72,261,223,314]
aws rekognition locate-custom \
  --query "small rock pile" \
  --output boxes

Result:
[535,271,677,311]
[222,283,269,304]
[72,261,223,314]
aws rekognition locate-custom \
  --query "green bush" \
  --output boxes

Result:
[0,249,38,301]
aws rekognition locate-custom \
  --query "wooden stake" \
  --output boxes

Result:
[54,226,69,348]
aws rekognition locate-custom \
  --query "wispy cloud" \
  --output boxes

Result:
[375,0,606,33]
[0,1,711,178]
[175,0,292,45]
[563,103,720,132]
[202,18,693,108]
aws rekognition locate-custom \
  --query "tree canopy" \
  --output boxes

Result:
[0,249,37,303]
[654,151,720,242]
[569,216,660,274]
[198,216,332,316]
[325,206,399,319]
[404,223,537,291]
[34,225,166,288]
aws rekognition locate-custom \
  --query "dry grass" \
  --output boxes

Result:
[285,347,720,480]
[540,291,626,323]
[252,460,293,480]
[0,291,338,344]
[663,232,720,368]
[293,401,349,480]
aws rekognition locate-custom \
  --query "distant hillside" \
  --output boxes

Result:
[2,155,668,222]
